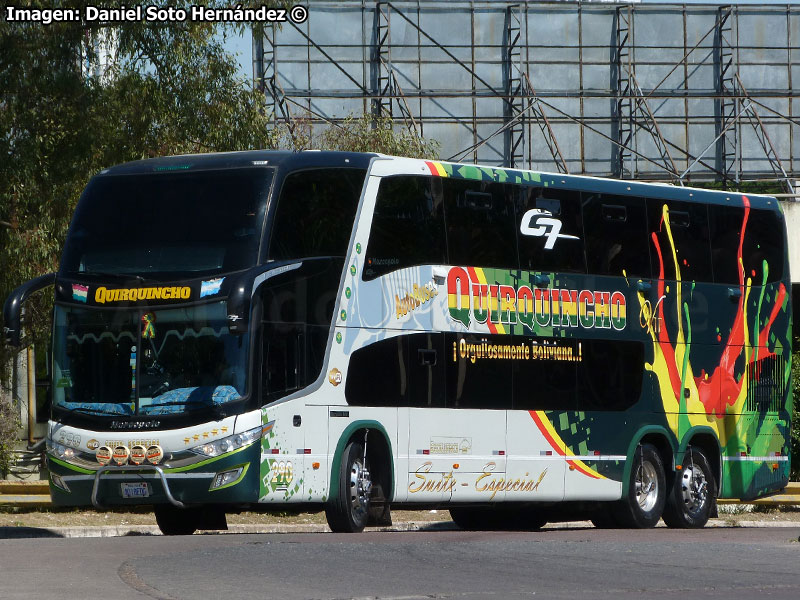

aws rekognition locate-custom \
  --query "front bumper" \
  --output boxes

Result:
[47,442,260,507]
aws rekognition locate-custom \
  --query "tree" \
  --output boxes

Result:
[0,1,277,368]
[0,3,440,459]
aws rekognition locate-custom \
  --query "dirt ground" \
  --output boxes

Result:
[0,505,798,529]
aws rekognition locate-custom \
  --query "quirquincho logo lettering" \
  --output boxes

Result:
[94,286,191,304]
[446,267,626,332]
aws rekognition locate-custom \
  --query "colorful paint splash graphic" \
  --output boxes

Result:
[637,197,788,452]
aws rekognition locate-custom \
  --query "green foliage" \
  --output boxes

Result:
[0,6,441,430]
[0,401,20,477]
[270,112,439,159]
[0,1,279,367]
[316,114,439,159]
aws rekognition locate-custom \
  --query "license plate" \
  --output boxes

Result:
[120,482,150,499]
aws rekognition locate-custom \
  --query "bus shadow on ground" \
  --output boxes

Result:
[0,526,64,539]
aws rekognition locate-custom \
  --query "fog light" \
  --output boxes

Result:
[96,446,113,465]
[113,446,130,466]
[51,474,70,492]
[130,445,147,465]
[210,467,244,490]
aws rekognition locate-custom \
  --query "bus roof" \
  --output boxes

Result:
[97,150,378,176]
[97,150,781,213]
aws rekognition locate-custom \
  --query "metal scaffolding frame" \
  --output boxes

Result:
[254,1,800,187]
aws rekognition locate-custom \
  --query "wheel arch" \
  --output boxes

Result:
[622,426,676,496]
[329,420,394,503]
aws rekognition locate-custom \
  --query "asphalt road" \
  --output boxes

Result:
[2,526,799,600]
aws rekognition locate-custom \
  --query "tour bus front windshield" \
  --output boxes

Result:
[60,168,273,278]
[52,302,249,418]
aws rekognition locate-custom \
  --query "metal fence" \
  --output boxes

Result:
[255,1,800,189]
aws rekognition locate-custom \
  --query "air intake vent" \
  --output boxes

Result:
[746,354,785,413]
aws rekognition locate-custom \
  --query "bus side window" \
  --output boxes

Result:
[576,340,644,411]
[583,194,651,278]
[647,199,712,282]
[445,334,513,410]
[345,336,408,407]
[363,176,447,280]
[443,179,519,270]
[407,334,445,408]
[710,204,784,285]
[517,186,586,274]
[345,333,446,408]
[513,348,577,411]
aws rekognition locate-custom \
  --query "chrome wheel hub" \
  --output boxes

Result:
[636,461,659,512]
[349,458,371,518]
[680,465,708,514]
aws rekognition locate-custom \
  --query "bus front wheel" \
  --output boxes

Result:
[154,505,198,536]
[617,443,666,528]
[662,447,715,529]
[325,441,371,533]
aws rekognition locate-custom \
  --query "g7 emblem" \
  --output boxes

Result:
[520,209,579,250]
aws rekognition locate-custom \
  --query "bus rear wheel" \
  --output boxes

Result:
[662,447,715,529]
[325,441,371,533]
[617,443,666,528]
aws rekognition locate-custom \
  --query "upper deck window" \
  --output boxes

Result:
[268,168,367,261]
[61,168,272,278]
[647,198,713,282]
[363,175,447,280]
[710,204,784,285]
[583,193,651,278]
[444,179,519,270]
[516,187,586,274]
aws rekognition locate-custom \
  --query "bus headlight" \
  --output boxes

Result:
[189,426,261,458]
[46,438,75,461]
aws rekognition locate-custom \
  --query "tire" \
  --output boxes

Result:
[590,505,620,529]
[616,443,666,528]
[154,505,198,536]
[449,507,485,530]
[663,447,716,529]
[325,441,371,533]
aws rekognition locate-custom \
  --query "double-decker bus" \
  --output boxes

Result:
[4,151,792,534]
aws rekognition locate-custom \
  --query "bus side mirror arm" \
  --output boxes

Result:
[3,272,56,347]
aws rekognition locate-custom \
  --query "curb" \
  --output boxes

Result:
[1,518,799,539]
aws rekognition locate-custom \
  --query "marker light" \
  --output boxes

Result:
[189,426,261,458]
[51,473,70,492]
